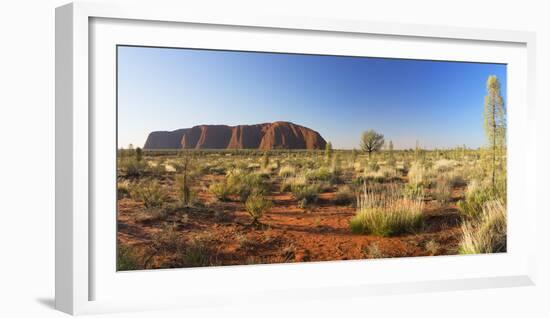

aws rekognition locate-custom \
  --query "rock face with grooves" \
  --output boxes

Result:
[143,121,327,150]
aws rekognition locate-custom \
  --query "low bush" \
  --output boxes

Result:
[362,242,385,259]
[407,161,432,187]
[280,175,307,192]
[151,222,181,253]
[245,194,272,224]
[146,161,166,177]
[433,178,452,204]
[227,170,269,202]
[291,183,322,208]
[433,159,458,173]
[363,166,399,183]
[457,179,496,219]
[119,157,147,178]
[459,200,506,254]
[208,181,231,201]
[333,185,355,205]
[129,180,168,209]
[117,245,142,271]
[278,165,296,178]
[305,167,339,184]
[403,183,424,200]
[117,180,132,199]
[446,171,467,187]
[179,234,213,267]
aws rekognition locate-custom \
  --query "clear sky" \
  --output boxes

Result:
[117,45,507,150]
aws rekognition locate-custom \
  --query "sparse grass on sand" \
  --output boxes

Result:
[459,199,506,254]
[350,183,424,236]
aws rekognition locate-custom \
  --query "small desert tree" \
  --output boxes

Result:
[483,75,506,189]
[360,130,384,157]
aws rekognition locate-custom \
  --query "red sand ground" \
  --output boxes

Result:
[117,175,464,269]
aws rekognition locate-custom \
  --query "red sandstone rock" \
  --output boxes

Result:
[143,121,327,150]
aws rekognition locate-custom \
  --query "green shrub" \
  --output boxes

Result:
[459,200,506,254]
[209,181,231,201]
[403,183,424,200]
[407,161,432,187]
[278,165,296,178]
[227,170,269,202]
[146,161,166,177]
[433,178,452,204]
[444,170,467,187]
[333,185,354,205]
[363,166,399,183]
[291,183,322,208]
[305,167,331,181]
[245,194,272,224]
[350,184,424,236]
[457,180,496,219]
[130,180,168,209]
[208,166,226,175]
[306,167,339,184]
[433,159,457,172]
[120,157,147,178]
[280,175,307,192]
[366,160,380,172]
[151,222,180,252]
[117,180,131,199]
[179,234,212,267]
[117,245,142,271]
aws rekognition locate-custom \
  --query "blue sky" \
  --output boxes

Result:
[117,46,506,150]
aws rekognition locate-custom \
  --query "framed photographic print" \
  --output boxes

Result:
[56,2,537,315]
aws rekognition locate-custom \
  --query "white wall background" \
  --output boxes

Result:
[0,0,547,317]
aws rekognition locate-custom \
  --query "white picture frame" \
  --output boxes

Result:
[55,1,537,315]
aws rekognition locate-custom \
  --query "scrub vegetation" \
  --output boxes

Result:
[117,76,507,270]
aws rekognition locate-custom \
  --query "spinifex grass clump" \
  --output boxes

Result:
[407,161,433,187]
[130,180,168,209]
[117,180,132,199]
[403,183,424,200]
[363,166,399,183]
[209,181,231,201]
[227,169,269,202]
[433,177,452,204]
[305,167,333,182]
[457,179,501,220]
[459,199,506,254]
[291,183,322,208]
[333,185,355,205]
[278,165,296,178]
[350,183,424,236]
[245,193,272,224]
[117,245,143,271]
[120,157,147,178]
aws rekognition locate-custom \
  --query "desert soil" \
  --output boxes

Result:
[117,175,464,269]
